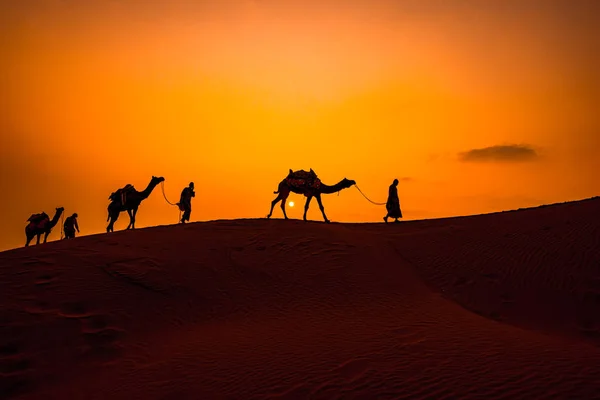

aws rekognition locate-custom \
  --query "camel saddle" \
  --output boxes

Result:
[27,212,50,229]
[109,184,136,204]
[27,212,49,224]
[286,169,321,190]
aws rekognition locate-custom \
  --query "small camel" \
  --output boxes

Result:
[267,170,356,223]
[106,176,165,232]
[25,207,65,247]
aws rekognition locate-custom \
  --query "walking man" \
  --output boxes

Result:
[384,179,402,223]
[179,182,195,224]
[63,213,80,239]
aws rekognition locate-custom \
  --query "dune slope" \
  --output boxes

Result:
[1,198,600,399]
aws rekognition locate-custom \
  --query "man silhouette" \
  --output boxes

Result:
[63,213,80,239]
[179,182,195,224]
[384,179,402,223]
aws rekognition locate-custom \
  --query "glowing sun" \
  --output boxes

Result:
[289,201,295,207]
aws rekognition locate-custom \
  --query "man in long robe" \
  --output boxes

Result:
[179,182,195,223]
[384,179,402,223]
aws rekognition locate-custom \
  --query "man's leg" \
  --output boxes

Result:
[181,208,190,223]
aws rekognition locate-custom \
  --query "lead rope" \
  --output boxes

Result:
[160,181,182,223]
[353,184,386,206]
[60,212,65,240]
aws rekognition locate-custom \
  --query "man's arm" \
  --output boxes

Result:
[75,219,80,232]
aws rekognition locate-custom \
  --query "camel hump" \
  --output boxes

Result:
[27,212,48,223]
[289,169,317,180]
[109,184,136,201]
[285,169,321,190]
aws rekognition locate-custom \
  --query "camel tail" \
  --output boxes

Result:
[273,190,279,194]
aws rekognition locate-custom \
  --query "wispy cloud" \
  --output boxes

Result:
[459,145,538,162]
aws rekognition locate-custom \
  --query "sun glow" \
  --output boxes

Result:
[289,201,295,207]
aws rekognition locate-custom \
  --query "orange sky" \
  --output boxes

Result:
[1,0,599,251]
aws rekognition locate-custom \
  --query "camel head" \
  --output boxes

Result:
[321,177,356,194]
[151,176,165,185]
[49,207,65,226]
[340,178,356,189]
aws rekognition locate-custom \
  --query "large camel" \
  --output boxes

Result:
[25,207,65,247]
[106,176,165,232]
[267,170,356,223]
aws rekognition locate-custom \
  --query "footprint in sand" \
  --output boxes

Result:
[58,302,92,318]
[0,342,34,398]
[35,274,57,285]
[79,326,125,363]
[24,300,55,315]
[74,314,126,363]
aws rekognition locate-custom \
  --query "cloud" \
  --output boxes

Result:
[399,177,413,182]
[459,144,538,162]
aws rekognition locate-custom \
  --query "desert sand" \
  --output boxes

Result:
[1,197,600,399]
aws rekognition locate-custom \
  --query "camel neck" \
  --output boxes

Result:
[140,181,158,198]
[320,180,349,194]
[50,210,63,228]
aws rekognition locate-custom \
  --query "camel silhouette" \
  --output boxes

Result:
[106,176,165,232]
[267,171,356,223]
[25,207,65,247]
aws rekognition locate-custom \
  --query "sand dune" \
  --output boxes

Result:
[1,198,600,399]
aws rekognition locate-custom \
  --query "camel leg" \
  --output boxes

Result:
[315,194,330,223]
[303,195,313,221]
[107,215,115,232]
[126,209,134,229]
[267,194,283,219]
[279,192,290,220]
[36,234,41,245]
[107,209,119,233]
[43,230,50,243]
[131,206,138,229]
[25,233,32,247]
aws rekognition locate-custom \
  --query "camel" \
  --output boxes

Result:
[25,207,65,247]
[106,176,165,232]
[267,170,356,223]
